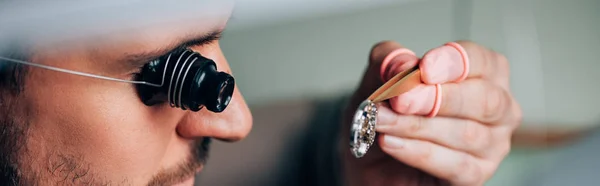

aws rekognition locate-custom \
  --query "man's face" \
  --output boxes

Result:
[7,3,252,185]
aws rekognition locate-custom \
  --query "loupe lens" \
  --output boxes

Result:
[185,57,235,113]
[206,72,234,112]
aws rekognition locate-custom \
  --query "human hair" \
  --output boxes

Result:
[0,53,28,94]
[0,47,30,185]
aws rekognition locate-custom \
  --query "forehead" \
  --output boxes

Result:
[1,1,234,55]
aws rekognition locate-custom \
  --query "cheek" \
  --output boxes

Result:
[24,71,172,181]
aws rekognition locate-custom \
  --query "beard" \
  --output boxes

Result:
[1,54,29,186]
[147,137,212,186]
[0,117,212,186]
[0,118,25,186]
[0,92,29,185]
[0,92,212,186]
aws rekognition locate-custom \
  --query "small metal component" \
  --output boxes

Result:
[350,99,378,158]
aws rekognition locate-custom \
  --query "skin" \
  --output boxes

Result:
[10,5,252,186]
[2,3,521,186]
[340,41,522,186]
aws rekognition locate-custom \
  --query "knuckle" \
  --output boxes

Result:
[497,141,512,160]
[466,162,485,185]
[451,154,483,185]
[408,116,425,133]
[454,85,467,117]
[445,84,467,118]
[494,52,511,76]
[482,85,506,122]
[413,141,433,165]
[454,40,510,77]
[481,50,496,74]
[480,160,502,184]
[494,53,509,67]
[461,121,486,149]
[447,166,463,182]
[488,128,512,160]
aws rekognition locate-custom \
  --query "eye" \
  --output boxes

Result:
[131,58,160,81]
[133,60,164,84]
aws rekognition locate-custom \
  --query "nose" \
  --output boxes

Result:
[176,88,253,142]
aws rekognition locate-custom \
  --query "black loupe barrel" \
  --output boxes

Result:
[136,48,235,113]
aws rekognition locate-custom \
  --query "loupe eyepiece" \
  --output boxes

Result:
[136,48,235,113]
[187,64,235,113]
[207,71,235,112]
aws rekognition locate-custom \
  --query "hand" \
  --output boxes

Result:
[339,40,522,186]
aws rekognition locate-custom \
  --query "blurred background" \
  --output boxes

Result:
[2,0,598,185]
[197,0,600,185]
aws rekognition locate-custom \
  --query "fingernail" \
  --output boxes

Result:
[421,45,464,84]
[376,106,395,127]
[382,135,405,148]
[389,85,436,115]
[382,54,418,81]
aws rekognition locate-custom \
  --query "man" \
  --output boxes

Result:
[0,1,521,185]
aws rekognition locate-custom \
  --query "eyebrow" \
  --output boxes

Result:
[120,29,223,70]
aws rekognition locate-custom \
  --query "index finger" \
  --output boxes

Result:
[420,41,509,86]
